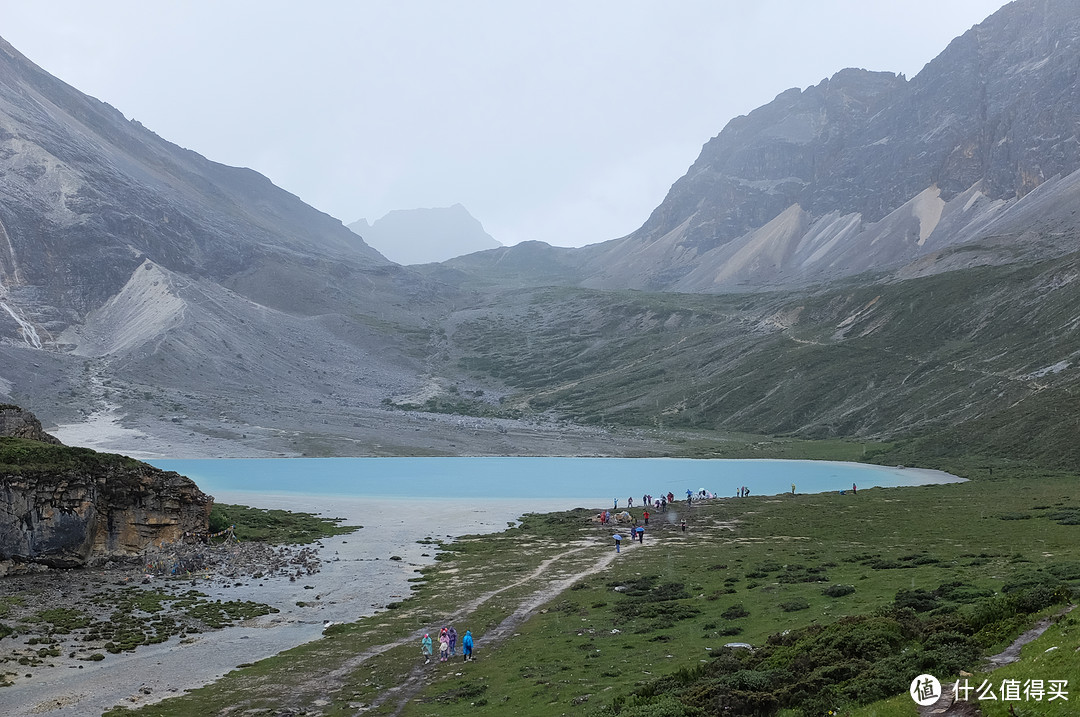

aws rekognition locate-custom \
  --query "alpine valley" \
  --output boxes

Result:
[2,0,1080,468]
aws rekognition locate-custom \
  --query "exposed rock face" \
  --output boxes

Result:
[0,404,61,444]
[561,0,1080,291]
[0,407,211,569]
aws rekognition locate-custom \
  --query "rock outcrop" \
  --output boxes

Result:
[0,404,62,444]
[0,406,211,570]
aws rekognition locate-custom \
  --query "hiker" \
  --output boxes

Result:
[852,483,857,495]
[439,628,450,662]
[643,509,650,525]
[614,534,622,553]
[614,498,618,510]
[421,633,432,663]
[636,526,644,543]
[660,497,667,512]
[462,630,474,661]
[680,520,686,532]
[448,626,458,656]
[791,483,796,495]
[628,496,633,508]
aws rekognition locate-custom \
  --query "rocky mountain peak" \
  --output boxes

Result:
[348,204,501,265]
[570,0,1080,293]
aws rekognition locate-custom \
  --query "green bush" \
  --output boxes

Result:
[779,597,810,612]
[720,604,749,620]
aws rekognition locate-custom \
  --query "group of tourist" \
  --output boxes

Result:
[612,525,647,552]
[617,491,680,513]
[421,626,474,664]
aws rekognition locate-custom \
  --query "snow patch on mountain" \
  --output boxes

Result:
[911,186,945,244]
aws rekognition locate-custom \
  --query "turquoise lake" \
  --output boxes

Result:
[146,457,956,505]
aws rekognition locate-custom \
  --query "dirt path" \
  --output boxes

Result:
[378,541,624,715]
[918,605,1075,716]
[273,539,622,713]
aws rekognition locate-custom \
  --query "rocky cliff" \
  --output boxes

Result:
[0,404,61,444]
[0,407,211,570]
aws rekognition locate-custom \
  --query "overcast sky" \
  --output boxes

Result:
[1,1,1007,248]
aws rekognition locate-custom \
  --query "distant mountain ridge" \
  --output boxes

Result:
[348,204,501,265]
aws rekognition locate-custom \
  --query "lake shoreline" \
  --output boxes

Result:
[0,462,964,715]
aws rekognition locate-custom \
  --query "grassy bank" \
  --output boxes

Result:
[208,502,359,543]
[104,463,1080,716]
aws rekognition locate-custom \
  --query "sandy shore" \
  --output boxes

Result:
[2,493,590,716]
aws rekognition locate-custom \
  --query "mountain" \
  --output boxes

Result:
[0,35,472,457]
[443,0,1080,294]
[347,204,501,265]
[0,34,668,458]
[402,0,1080,466]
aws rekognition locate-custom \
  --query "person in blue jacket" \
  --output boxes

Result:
[421,633,432,664]
[462,629,474,661]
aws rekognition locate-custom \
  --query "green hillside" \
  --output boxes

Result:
[433,248,1080,469]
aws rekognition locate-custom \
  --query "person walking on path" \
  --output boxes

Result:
[448,626,458,657]
[439,629,450,662]
[643,509,650,525]
[636,526,644,543]
[421,633,432,664]
[791,483,796,495]
[614,534,622,553]
[680,520,687,532]
[462,630,474,661]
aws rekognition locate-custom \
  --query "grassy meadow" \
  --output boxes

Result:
[104,456,1080,717]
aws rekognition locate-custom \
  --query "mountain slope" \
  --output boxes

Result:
[0,34,472,456]
[0,33,391,346]
[438,241,1080,466]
